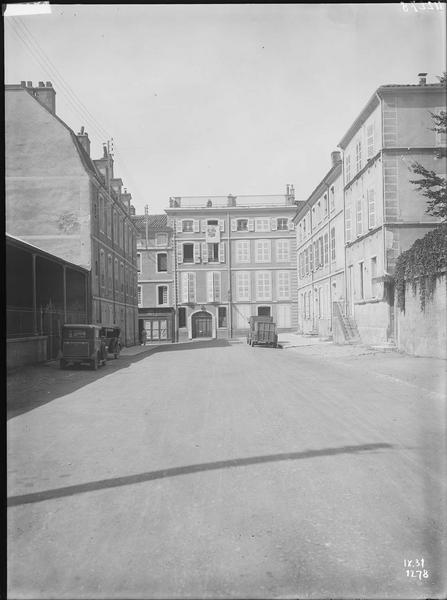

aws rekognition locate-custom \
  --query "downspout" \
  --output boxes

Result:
[227,210,233,339]
[173,221,179,342]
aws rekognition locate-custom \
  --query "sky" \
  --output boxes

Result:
[4,3,446,215]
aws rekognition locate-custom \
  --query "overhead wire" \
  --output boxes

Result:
[7,16,144,204]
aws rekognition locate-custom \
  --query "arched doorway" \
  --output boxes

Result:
[192,311,212,338]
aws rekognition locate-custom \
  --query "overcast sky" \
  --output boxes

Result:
[4,3,446,214]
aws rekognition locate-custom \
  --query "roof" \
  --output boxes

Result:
[6,233,89,272]
[293,161,343,223]
[338,82,446,150]
[132,214,172,235]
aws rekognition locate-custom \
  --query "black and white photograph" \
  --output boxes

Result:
[4,2,447,598]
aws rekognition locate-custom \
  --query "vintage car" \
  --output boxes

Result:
[100,325,121,359]
[60,324,107,370]
[247,316,279,348]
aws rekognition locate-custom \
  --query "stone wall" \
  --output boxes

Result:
[396,274,446,358]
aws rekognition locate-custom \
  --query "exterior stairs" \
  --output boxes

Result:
[333,302,361,344]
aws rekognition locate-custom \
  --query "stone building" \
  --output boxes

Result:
[5,81,139,345]
[293,152,345,337]
[133,211,175,343]
[338,73,446,344]
[165,191,302,341]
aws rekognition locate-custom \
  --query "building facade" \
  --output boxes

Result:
[338,75,446,344]
[294,152,345,337]
[165,191,302,341]
[5,81,139,346]
[133,212,175,343]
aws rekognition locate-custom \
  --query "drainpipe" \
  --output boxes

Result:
[173,224,179,342]
[227,210,233,338]
[32,253,37,335]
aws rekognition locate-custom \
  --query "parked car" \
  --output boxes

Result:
[60,324,107,370]
[247,316,278,348]
[100,325,121,359]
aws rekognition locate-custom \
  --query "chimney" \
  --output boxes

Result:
[27,81,32,87]
[130,205,136,216]
[20,81,26,87]
[331,150,342,166]
[31,80,56,114]
[418,72,427,85]
[76,126,91,156]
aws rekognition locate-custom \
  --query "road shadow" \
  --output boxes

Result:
[8,442,394,507]
[7,339,231,420]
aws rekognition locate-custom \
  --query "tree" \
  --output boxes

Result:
[409,72,447,221]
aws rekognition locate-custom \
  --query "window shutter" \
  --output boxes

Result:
[201,220,207,233]
[193,220,200,233]
[181,272,188,303]
[176,220,183,233]
[194,243,201,263]
[219,242,225,263]
[219,219,225,232]
[189,273,196,303]
[214,272,221,302]
[288,219,295,231]
[271,218,277,231]
[177,244,183,264]
[201,242,208,263]
[248,218,255,231]
[231,219,237,232]
[207,272,214,302]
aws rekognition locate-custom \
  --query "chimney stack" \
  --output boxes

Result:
[418,72,428,85]
[76,126,91,156]
[24,80,56,114]
[331,150,342,166]
[130,205,136,216]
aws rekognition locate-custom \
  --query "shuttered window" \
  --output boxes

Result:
[356,197,363,236]
[345,206,352,242]
[207,272,221,302]
[255,240,271,263]
[330,227,336,261]
[277,271,290,300]
[236,240,250,263]
[256,271,272,301]
[367,189,376,229]
[324,233,329,265]
[181,272,196,303]
[276,239,290,262]
[255,218,270,232]
[236,271,250,301]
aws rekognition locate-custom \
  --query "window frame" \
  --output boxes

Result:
[157,252,168,273]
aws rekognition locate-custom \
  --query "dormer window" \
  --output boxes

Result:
[182,220,193,232]
[237,219,248,231]
[277,218,288,231]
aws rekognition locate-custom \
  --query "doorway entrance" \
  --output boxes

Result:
[192,311,212,338]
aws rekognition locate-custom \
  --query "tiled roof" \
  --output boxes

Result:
[132,214,172,234]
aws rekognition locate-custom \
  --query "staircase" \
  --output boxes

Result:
[333,302,361,344]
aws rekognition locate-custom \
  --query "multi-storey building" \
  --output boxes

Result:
[5,80,139,346]
[338,73,446,344]
[165,191,302,341]
[133,212,175,343]
[294,152,345,337]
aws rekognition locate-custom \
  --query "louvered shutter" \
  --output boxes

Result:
[193,220,200,233]
[201,220,207,233]
[214,272,221,302]
[248,219,255,231]
[207,272,214,302]
[194,243,201,263]
[176,220,183,233]
[201,242,208,263]
[231,219,237,232]
[288,219,295,231]
[219,242,225,263]
[189,273,196,303]
[271,218,277,231]
[219,219,225,232]
[181,272,188,303]
[177,244,183,264]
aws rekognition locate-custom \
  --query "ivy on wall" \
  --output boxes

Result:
[395,224,447,312]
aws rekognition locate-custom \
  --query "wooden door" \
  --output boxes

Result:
[192,312,212,338]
